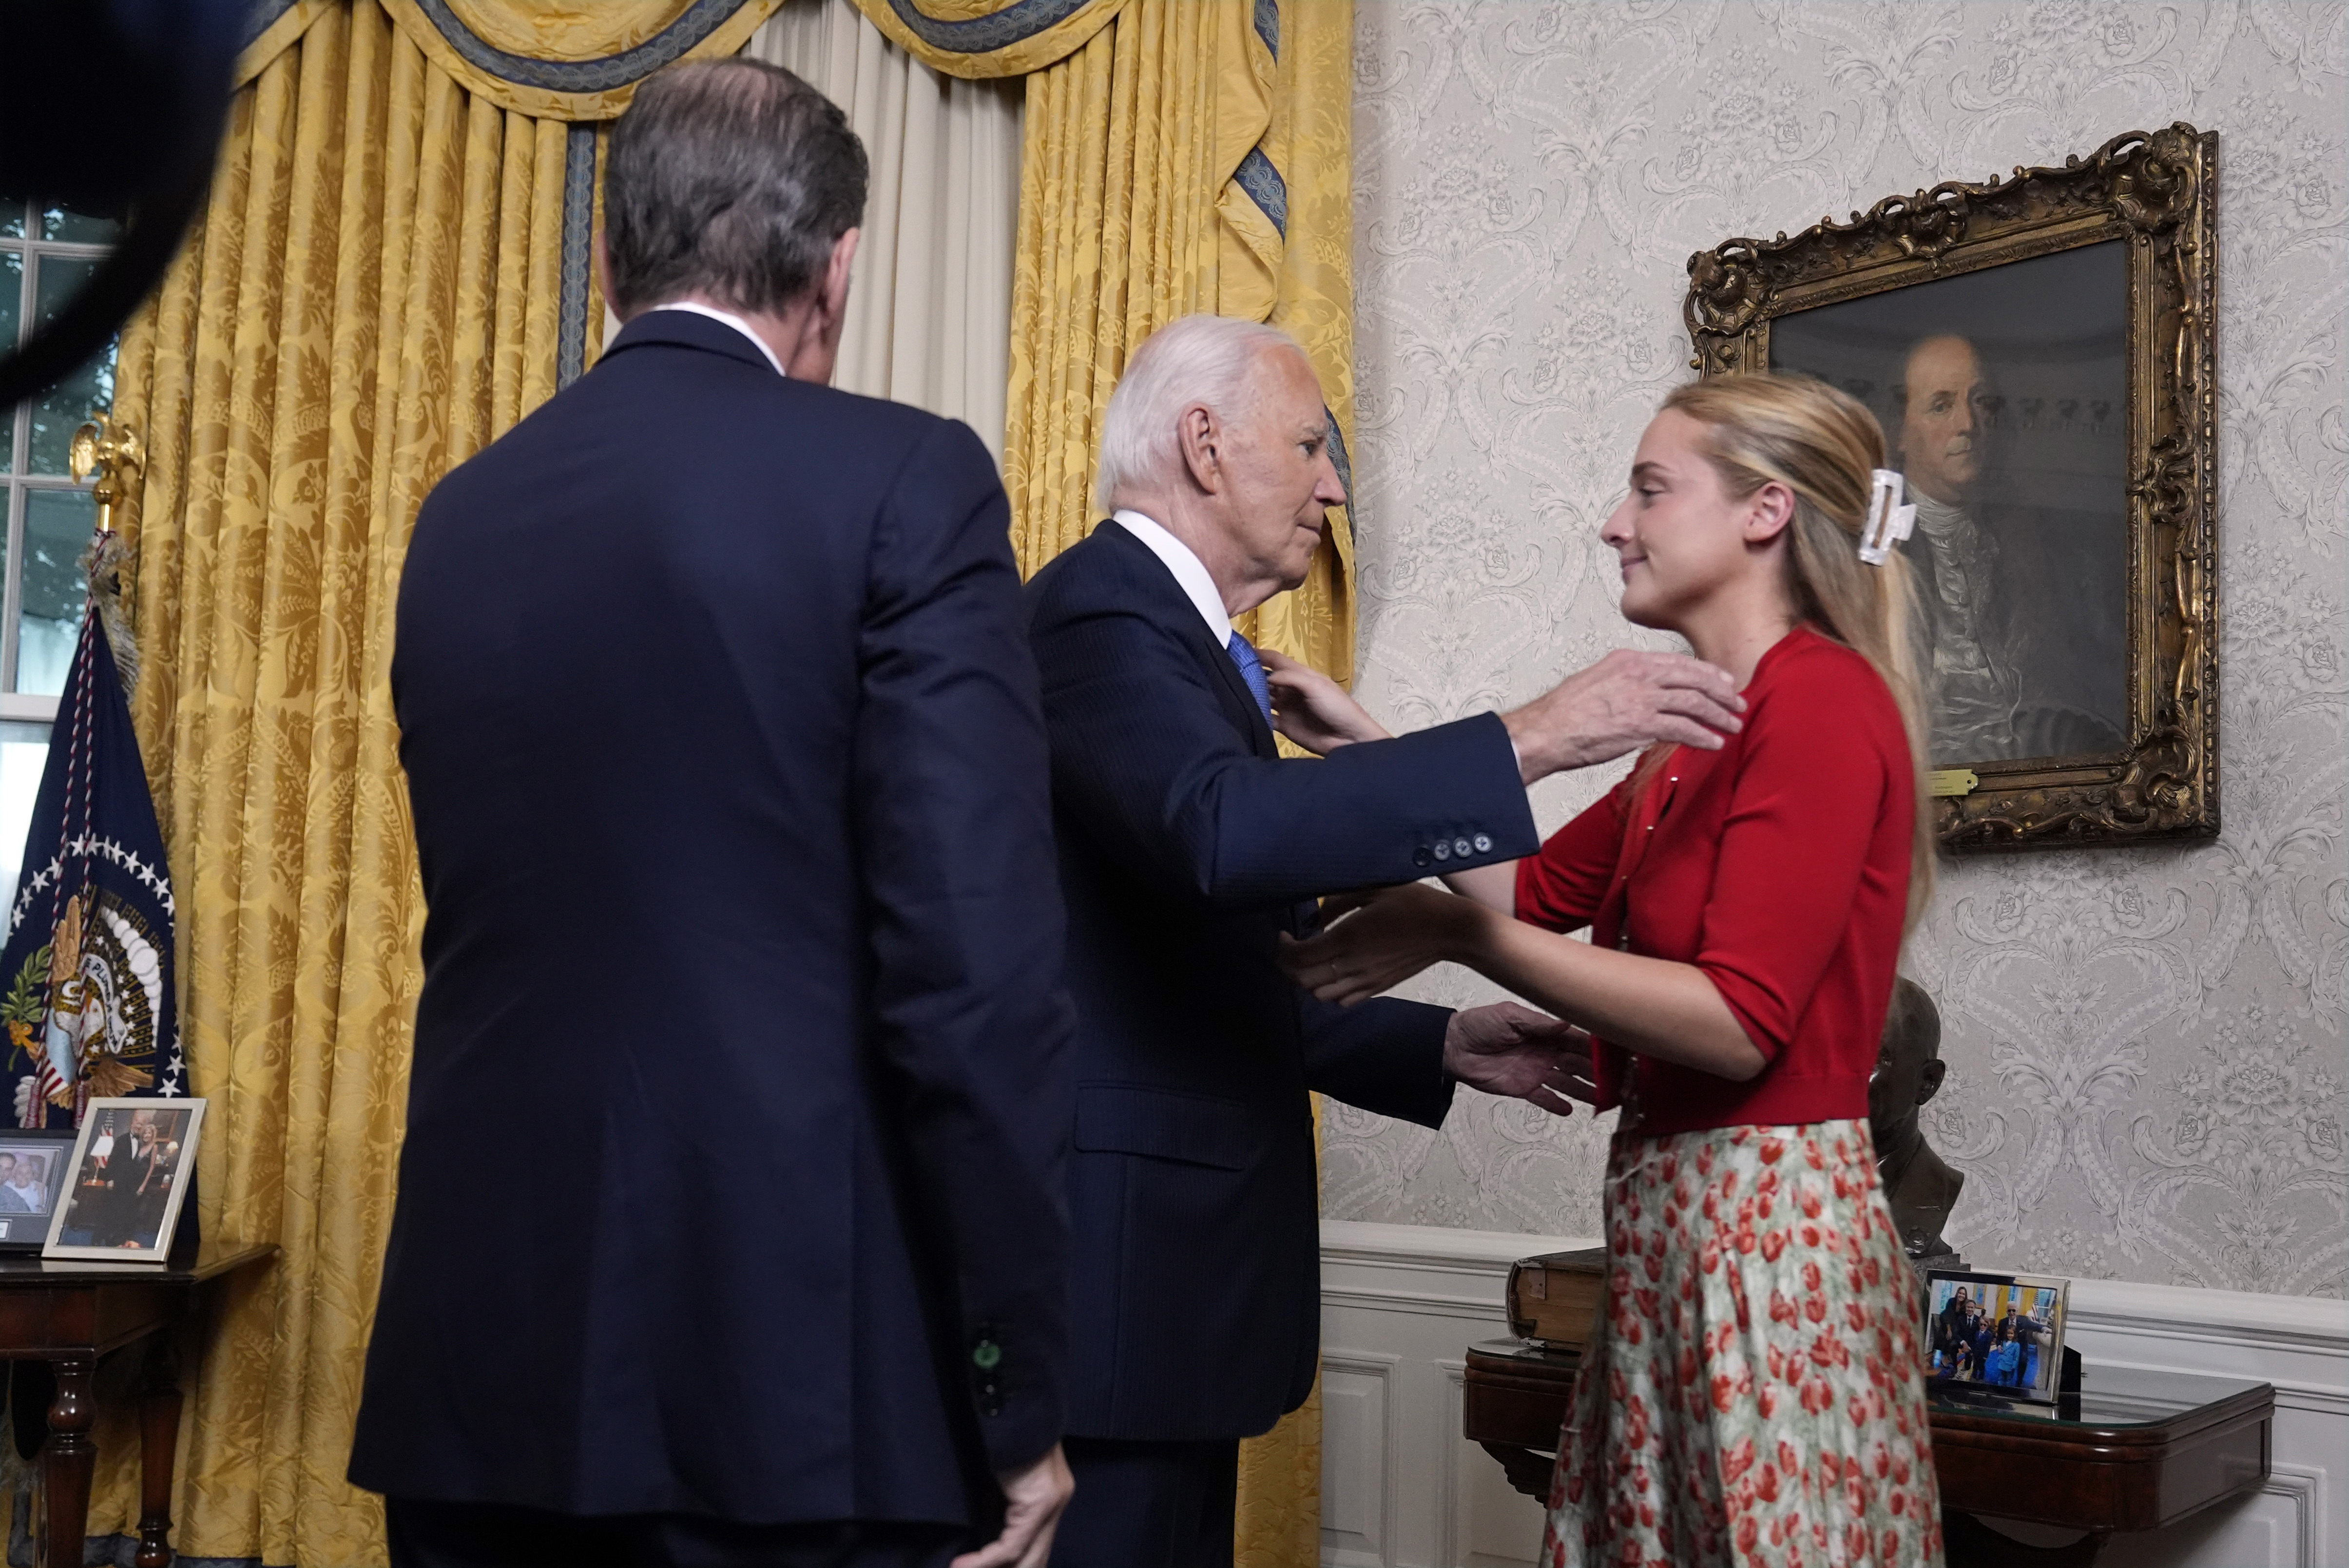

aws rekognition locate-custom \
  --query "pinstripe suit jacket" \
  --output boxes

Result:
[1026,521,1537,1440]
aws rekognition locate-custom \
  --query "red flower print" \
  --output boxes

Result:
[1759,1137,1786,1164]
[1760,1230,1787,1262]
[1801,1260,1823,1292]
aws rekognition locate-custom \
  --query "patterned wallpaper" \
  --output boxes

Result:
[1331,0,2348,1298]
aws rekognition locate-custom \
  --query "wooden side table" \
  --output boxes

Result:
[0,1239,275,1568]
[1461,1339,2273,1565]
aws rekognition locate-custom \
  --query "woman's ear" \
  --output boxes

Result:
[1743,480,1795,545]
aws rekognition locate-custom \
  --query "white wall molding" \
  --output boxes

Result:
[1321,1220,2349,1568]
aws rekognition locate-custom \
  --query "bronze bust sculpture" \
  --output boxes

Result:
[1869,978,1964,1267]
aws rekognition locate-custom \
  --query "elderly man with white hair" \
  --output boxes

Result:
[1024,313,1746,1567]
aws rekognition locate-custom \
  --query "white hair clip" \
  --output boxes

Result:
[1859,468,1916,566]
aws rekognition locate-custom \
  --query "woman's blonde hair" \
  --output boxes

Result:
[1656,373,1935,928]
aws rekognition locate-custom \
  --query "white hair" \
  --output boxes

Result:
[1093,314,1305,513]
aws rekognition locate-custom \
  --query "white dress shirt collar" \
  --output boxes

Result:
[1113,509,1231,645]
[642,301,786,377]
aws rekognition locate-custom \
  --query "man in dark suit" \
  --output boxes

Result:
[1026,314,1748,1567]
[351,60,1075,1568]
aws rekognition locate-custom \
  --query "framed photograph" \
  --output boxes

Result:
[1924,1269,2069,1404]
[42,1098,206,1263]
[0,1129,77,1252]
[1684,124,2217,852]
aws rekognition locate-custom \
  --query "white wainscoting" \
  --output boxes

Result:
[1319,1220,2349,1568]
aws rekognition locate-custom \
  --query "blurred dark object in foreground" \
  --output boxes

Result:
[0,0,245,407]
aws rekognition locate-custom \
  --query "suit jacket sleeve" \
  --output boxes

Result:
[855,419,1074,1473]
[1034,603,1537,906]
[1298,995,1456,1129]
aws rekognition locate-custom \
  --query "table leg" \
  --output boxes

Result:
[136,1335,182,1568]
[40,1356,94,1568]
[1479,1441,1560,1501]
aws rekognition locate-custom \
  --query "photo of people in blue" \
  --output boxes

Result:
[1927,1274,2064,1399]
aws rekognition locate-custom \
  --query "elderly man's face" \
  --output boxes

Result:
[1212,346,1347,595]
[1898,335,1986,504]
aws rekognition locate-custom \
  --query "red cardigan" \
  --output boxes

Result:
[1513,625,1914,1137]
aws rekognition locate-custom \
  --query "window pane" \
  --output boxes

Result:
[0,203,24,240]
[16,489,92,695]
[39,205,120,245]
[0,719,51,923]
[27,256,113,475]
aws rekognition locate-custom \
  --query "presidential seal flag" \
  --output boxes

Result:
[0,530,178,1129]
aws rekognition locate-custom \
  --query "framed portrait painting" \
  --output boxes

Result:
[43,1098,205,1263]
[1684,125,2218,851]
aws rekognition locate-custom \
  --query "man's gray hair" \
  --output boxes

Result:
[603,58,867,318]
[1094,314,1306,513]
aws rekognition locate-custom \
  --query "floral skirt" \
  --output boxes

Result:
[1542,1122,1944,1568]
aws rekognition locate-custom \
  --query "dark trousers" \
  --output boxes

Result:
[1047,1436,1238,1568]
[385,1498,968,1568]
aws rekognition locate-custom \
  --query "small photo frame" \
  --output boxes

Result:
[1924,1268,2069,1404]
[42,1099,206,1264]
[0,1129,77,1252]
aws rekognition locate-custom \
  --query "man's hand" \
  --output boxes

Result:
[1501,649,1745,784]
[1259,647,1391,755]
[1443,1001,1595,1117]
[952,1443,1074,1568]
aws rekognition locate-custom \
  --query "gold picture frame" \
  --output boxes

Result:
[1684,124,2217,852]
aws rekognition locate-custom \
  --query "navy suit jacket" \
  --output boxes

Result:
[351,311,1074,1529]
[1026,521,1538,1441]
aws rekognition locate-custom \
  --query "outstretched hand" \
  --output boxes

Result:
[1278,883,1486,1006]
[1443,1001,1596,1117]
[1502,648,1745,784]
[951,1443,1074,1568]
[1258,647,1391,756]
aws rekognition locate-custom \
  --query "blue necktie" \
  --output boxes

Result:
[1226,631,1273,726]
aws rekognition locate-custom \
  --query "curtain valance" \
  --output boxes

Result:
[846,0,1128,78]
[236,0,783,116]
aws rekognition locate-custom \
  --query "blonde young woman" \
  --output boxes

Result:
[1268,375,1943,1567]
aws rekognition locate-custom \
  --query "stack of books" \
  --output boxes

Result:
[1504,1246,1607,1350]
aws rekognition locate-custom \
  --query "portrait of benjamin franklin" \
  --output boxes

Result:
[1770,243,2131,766]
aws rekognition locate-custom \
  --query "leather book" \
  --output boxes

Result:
[1505,1246,1608,1348]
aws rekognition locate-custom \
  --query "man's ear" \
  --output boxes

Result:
[1744,479,1795,545]
[1175,403,1223,496]
[820,227,860,331]
[1916,1057,1947,1106]
[593,230,619,321]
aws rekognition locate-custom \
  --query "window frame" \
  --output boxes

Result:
[2,198,116,724]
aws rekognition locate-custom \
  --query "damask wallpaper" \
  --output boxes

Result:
[1332,0,2347,1298]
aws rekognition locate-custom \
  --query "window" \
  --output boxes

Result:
[0,200,120,910]
[2,198,119,714]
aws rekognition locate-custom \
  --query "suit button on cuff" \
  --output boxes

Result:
[1412,846,1433,867]
[1452,838,1472,857]
[1431,842,1451,861]
[1472,834,1493,853]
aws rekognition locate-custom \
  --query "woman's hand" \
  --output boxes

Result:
[1258,648,1391,755]
[1278,883,1490,1005]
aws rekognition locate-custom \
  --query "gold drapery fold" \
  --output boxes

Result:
[90,5,572,1558]
[846,0,1128,78]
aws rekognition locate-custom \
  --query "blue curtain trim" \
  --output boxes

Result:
[239,0,301,51]
[406,0,750,93]
[1234,147,1287,239]
[558,124,598,387]
[1253,0,1279,58]
[879,0,1097,54]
